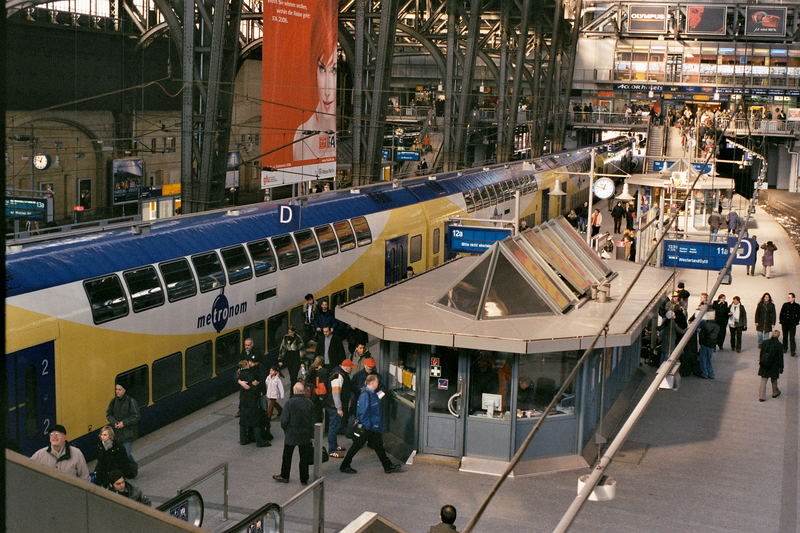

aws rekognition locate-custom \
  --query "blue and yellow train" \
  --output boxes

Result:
[5,137,632,457]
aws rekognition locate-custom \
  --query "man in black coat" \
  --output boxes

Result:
[758,330,784,401]
[238,355,269,447]
[106,383,140,469]
[778,292,800,357]
[314,326,346,368]
[711,294,730,350]
[273,382,315,484]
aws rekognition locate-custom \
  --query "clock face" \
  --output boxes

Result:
[593,177,615,199]
[33,153,51,170]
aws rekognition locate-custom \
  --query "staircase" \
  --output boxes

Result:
[645,124,665,171]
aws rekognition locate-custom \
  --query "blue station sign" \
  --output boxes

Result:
[395,150,421,162]
[6,197,52,221]
[652,161,713,174]
[663,237,757,270]
[446,225,513,254]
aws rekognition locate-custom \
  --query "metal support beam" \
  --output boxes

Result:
[504,0,531,162]
[441,0,457,171]
[452,0,482,169]
[180,0,195,211]
[495,3,510,162]
[350,0,367,185]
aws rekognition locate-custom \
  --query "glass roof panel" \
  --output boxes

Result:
[548,218,611,281]
[501,239,571,311]
[436,252,491,317]
[481,253,552,318]
[521,228,591,296]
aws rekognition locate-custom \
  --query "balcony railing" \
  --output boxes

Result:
[571,112,650,127]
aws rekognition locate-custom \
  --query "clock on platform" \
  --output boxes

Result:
[592,177,615,199]
[33,153,51,170]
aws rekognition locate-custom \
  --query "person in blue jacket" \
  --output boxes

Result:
[339,375,402,474]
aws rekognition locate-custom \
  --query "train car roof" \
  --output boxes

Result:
[6,138,633,297]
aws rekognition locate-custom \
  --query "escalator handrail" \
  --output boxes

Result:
[156,489,204,528]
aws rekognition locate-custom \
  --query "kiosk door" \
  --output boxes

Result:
[420,348,466,456]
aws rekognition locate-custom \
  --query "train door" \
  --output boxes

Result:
[7,342,56,455]
[384,235,408,285]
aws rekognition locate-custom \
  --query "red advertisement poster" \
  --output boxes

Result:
[262,0,337,188]
[745,7,786,37]
[685,5,726,35]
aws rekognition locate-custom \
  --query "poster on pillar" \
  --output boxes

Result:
[261,0,337,189]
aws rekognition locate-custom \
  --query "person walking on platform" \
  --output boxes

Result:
[727,296,747,353]
[590,208,602,237]
[265,366,285,420]
[307,356,327,423]
[240,337,263,365]
[726,210,740,235]
[758,330,783,402]
[698,312,720,379]
[429,505,459,533]
[755,292,777,347]
[625,202,636,231]
[315,326,346,368]
[611,201,625,234]
[711,294,730,350]
[279,326,305,386]
[238,355,270,447]
[708,211,722,238]
[30,424,90,481]
[326,359,354,458]
[760,241,777,279]
[779,293,800,357]
[94,426,136,486]
[106,383,140,471]
[659,293,687,363]
[576,201,589,232]
[747,235,760,276]
[302,293,317,343]
[273,382,314,485]
[340,375,402,474]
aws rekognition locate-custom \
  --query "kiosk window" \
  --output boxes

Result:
[351,216,372,246]
[186,341,212,387]
[85,275,129,324]
[215,330,240,374]
[247,240,277,276]
[152,352,182,401]
[267,312,288,352]
[294,229,320,263]
[314,224,339,257]
[349,283,365,301]
[115,365,149,407]
[123,266,165,312]
[468,351,513,417]
[332,220,356,251]
[516,351,577,417]
[243,321,265,354]
[410,234,422,263]
[220,245,253,284]
[272,234,299,270]
[389,342,419,405]
[159,259,197,302]
[191,252,226,292]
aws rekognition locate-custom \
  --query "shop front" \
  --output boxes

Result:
[337,218,673,474]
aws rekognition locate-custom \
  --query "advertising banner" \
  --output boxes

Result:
[628,4,668,33]
[261,0,337,189]
[685,5,726,35]
[111,158,144,204]
[745,7,786,37]
[786,108,800,122]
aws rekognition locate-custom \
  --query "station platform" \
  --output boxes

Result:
[123,197,799,533]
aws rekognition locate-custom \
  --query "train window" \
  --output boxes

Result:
[267,312,288,352]
[243,321,266,354]
[186,341,213,387]
[152,352,182,401]
[314,224,339,257]
[332,220,356,251]
[289,305,305,329]
[294,229,320,263]
[433,227,441,255]
[84,275,129,324]
[349,283,365,301]
[247,239,277,277]
[464,191,475,212]
[410,234,422,263]
[123,266,165,313]
[220,245,253,284]
[215,330,241,374]
[351,216,372,246]
[331,289,347,310]
[191,251,226,292]
[272,234,300,270]
[159,259,197,302]
[115,365,149,407]
[24,365,38,439]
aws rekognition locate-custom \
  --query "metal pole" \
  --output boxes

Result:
[312,422,323,481]
[223,462,229,521]
[514,190,521,235]
[587,147,595,244]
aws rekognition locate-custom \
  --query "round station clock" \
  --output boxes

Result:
[33,153,51,170]
[592,177,615,199]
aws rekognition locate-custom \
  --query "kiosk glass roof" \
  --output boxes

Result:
[501,239,572,312]
[437,252,491,318]
[482,252,552,317]
[546,218,611,282]
[521,229,591,296]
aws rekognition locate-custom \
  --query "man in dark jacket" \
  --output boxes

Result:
[779,292,800,357]
[611,201,626,234]
[698,312,721,379]
[106,383,140,469]
[314,326,346,368]
[273,382,314,484]
[238,355,269,447]
[340,375,401,474]
[108,469,151,506]
[758,330,784,401]
[711,294,730,350]
[312,300,339,333]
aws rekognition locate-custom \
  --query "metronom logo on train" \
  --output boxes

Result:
[197,291,247,332]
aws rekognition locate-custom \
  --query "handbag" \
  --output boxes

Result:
[345,418,365,439]
[308,445,329,465]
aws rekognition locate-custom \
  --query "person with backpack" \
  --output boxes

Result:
[307,356,327,423]
[758,330,783,402]
[325,359,355,459]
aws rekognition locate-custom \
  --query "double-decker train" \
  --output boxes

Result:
[6,137,633,457]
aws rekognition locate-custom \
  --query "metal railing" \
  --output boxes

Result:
[385,105,432,119]
[178,462,229,522]
[571,112,650,127]
[156,489,205,528]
